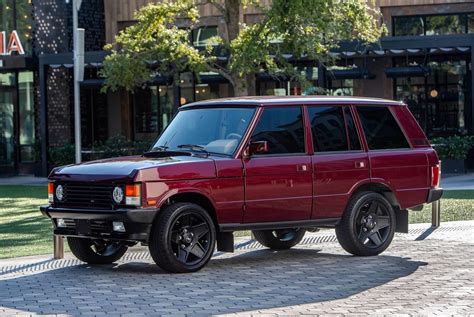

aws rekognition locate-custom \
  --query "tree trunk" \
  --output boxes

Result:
[231,73,257,97]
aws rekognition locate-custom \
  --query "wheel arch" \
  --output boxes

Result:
[158,190,219,230]
[349,181,401,209]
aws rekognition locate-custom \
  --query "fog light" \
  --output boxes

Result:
[112,221,126,233]
[57,218,66,228]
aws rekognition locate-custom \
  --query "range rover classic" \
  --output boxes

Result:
[41,96,443,273]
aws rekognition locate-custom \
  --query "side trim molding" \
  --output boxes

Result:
[219,218,340,232]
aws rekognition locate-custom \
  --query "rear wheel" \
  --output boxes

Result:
[252,228,305,250]
[67,237,128,264]
[335,191,395,256]
[149,203,216,273]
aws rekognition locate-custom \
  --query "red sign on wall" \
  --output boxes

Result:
[0,31,25,55]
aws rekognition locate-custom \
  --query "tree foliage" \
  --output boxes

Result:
[101,0,385,96]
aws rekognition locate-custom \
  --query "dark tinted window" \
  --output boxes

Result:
[251,107,305,154]
[356,106,410,150]
[309,106,347,152]
[393,16,424,36]
[309,106,361,152]
[344,107,362,151]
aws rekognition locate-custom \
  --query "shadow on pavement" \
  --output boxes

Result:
[0,248,426,315]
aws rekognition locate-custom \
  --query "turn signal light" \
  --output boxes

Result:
[125,184,141,206]
[48,182,54,203]
[431,165,440,188]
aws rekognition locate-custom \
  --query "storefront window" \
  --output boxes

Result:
[468,14,474,33]
[394,56,468,137]
[18,71,35,162]
[426,15,464,35]
[393,16,424,36]
[134,85,174,137]
[393,13,473,37]
[192,26,218,47]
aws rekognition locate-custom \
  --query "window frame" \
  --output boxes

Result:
[307,104,364,155]
[354,105,413,152]
[245,105,309,158]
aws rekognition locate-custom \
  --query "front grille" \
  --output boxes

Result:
[55,183,115,209]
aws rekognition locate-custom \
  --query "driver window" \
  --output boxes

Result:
[250,107,305,155]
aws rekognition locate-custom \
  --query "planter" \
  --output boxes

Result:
[441,159,466,174]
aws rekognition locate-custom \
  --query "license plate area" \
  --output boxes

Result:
[76,220,91,235]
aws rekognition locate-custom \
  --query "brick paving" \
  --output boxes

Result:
[0,223,473,316]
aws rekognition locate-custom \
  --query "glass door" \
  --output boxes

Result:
[0,86,16,174]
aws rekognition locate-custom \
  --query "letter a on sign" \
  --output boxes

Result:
[7,31,25,55]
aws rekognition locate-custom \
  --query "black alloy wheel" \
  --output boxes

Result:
[67,237,128,264]
[336,191,396,256]
[149,202,216,273]
[252,228,306,250]
[169,211,212,266]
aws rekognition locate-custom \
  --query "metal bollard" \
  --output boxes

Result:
[53,235,64,259]
[431,199,441,227]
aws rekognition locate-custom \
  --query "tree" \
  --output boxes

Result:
[101,0,385,97]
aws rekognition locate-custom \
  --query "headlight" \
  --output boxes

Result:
[55,185,64,201]
[112,186,124,204]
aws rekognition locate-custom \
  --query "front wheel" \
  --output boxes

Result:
[67,237,128,264]
[335,192,396,256]
[252,228,306,250]
[149,203,216,273]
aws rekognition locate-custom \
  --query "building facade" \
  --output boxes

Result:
[0,0,473,177]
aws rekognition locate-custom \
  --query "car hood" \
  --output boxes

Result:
[50,155,217,182]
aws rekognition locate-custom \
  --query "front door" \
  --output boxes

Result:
[243,106,312,223]
[0,84,17,175]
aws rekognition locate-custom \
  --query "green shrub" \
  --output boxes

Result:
[431,135,474,160]
[48,136,155,166]
[48,143,75,166]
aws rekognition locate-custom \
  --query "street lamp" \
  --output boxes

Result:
[65,0,85,164]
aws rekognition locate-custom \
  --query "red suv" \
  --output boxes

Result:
[41,96,442,273]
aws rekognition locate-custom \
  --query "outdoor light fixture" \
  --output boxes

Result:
[57,219,67,228]
[430,89,439,98]
[125,184,142,206]
[112,222,126,233]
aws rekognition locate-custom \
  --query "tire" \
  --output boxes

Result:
[67,237,128,264]
[252,228,306,250]
[149,203,216,273]
[335,191,396,256]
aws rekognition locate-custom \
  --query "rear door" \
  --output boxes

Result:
[243,106,312,223]
[310,105,370,219]
[355,105,429,209]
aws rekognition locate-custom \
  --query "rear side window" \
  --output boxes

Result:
[356,106,410,150]
[308,106,361,152]
[251,107,305,154]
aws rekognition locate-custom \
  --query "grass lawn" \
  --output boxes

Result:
[0,186,472,259]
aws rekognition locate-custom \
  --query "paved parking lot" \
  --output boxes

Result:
[0,222,473,316]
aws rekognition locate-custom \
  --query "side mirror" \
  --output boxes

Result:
[244,141,269,157]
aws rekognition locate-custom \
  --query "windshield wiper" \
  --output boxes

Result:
[177,144,209,156]
[149,145,169,152]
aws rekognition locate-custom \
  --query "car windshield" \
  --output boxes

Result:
[151,107,256,156]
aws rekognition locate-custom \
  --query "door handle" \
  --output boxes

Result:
[355,161,366,168]
[297,164,308,172]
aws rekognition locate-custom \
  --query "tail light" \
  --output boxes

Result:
[125,184,142,206]
[48,182,54,203]
[431,165,440,188]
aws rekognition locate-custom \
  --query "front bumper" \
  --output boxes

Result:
[40,205,159,242]
[427,188,443,203]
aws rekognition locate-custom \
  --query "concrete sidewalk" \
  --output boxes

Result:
[0,176,47,186]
